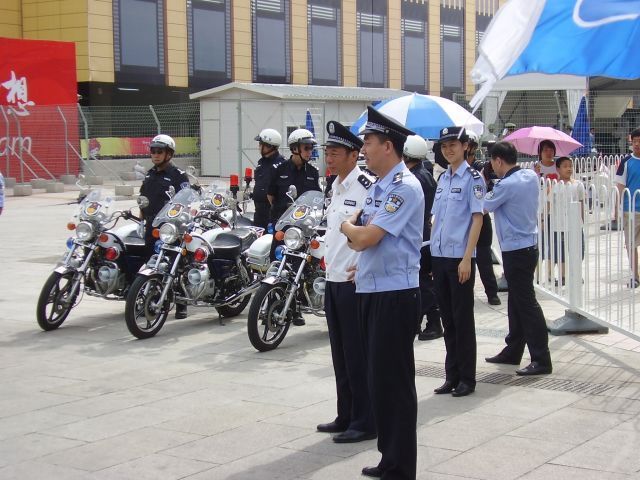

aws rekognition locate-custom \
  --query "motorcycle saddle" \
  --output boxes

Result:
[212,228,257,260]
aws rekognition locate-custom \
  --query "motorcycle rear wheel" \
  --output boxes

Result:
[36,271,79,331]
[247,283,291,352]
[125,275,170,339]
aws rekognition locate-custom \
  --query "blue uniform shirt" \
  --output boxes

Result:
[430,161,485,258]
[355,162,424,293]
[483,166,539,251]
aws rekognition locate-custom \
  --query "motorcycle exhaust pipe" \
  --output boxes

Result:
[218,279,262,307]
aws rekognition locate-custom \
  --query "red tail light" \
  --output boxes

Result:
[193,247,208,263]
[104,247,119,261]
[98,233,109,243]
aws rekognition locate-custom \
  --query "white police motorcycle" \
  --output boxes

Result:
[247,188,327,351]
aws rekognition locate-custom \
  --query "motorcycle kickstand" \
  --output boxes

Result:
[218,312,225,326]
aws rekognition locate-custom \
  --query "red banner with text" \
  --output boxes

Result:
[0,37,78,181]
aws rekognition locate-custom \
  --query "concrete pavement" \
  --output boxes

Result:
[0,187,639,479]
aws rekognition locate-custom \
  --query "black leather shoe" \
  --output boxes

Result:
[488,295,502,305]
[316,421,347,433]
[434,380,456,394]
[485,353,520,365]
[418,328,443,341]
[516,362,552,376]
[451,382,475,397]
[175,305,187,319]
[332,430,376,443]
[292,314,305,326]
[361,466,384,478]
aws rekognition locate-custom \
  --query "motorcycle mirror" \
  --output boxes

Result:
[186,165,196,176]
[76,174,88,190]
[167,186,175,199]
[286,185,297,201]
[137,195,150,209]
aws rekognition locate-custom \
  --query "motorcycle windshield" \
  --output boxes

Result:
[76,189,114,224]
[200,184,230,211]
[152,188,201,227]
[275,190,325,232]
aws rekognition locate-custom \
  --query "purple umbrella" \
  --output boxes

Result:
[503,126,583,156]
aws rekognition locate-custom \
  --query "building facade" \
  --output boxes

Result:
[0,0,502,106]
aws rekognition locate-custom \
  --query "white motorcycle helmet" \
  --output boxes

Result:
[254,128,282,148]
[150,134,176,153]
[467,131,480,145]
[403,135,429,160]
[287,128,317,148]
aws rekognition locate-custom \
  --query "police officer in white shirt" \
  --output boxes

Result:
[316,120,376,444]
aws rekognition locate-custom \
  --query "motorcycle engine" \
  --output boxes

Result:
[92,262,124,295]
[305,267,326,311]
[182,265,216,300]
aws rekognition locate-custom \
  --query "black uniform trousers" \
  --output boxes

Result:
[253,200,272,230]
[431,257,477,387]
[476,213,499,298]
[500,246,552,366]
[358,288,419,480]
[325,281,374,433]
[419,246,441,331]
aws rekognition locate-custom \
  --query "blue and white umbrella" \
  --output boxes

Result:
[350,93,484,140]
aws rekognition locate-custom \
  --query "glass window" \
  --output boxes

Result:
[252,0,291,84]
[357,0,387,88]
[475,13,492,53]
[440,5,464,99]
[113,0,165,84]
[308,0,341,86]
[402,1,427,93]
[188,0,232,89]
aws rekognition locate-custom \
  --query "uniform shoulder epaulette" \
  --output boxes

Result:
[307,162,319,171]
[357,173,374,190]
[469,168,482,180]
[392,171,403,184]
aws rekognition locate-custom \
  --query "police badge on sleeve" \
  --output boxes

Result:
[473,184,484,199]
[384,194,404,213]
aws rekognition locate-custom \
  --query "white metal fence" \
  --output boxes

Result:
[528,155,640,339]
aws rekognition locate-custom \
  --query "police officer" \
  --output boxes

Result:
[466,132,501,306]
[267,128,321,221]
[267,128,321,326]
[316,120,376,444]
[484,141,553,376]
[139,134,190,318]
[402,135,442,341]
[253,128,285,229]
[430,126,484,398]
[341,107,423,479]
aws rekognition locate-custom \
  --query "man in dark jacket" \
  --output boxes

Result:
[253,128,285,230]
[403,135,442,341]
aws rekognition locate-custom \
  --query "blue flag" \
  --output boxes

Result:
[571,96,592,157]
[470,0,640,109]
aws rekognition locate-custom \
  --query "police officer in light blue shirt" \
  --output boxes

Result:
[430,126,484,399]
[341,106,423,480]
[484,141,552,376]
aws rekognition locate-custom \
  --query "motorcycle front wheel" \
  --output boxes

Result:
[247,282,291,352]
[125,275,171,339]
[36,271,80,331]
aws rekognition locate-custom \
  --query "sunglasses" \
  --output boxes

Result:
[150,148,166,154]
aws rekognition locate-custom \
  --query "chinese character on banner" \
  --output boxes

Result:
[2,70,35,116]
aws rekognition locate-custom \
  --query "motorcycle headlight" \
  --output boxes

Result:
[283,227,304,250]
[159,223,179,243]
[76,221,95,241]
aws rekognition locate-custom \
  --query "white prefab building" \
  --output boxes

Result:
[190,82,409,177]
